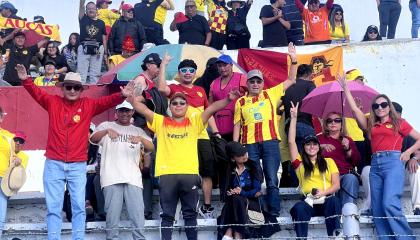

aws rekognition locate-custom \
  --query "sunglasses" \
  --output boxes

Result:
[14,138,25,145]
[326,118,342,124]
[185,5,196,8]
[64,85,83,92]
[335,12,342,15]
[117,108,132,113]
[372,102,389,110]
[179,67,196,74]
[248,79,263,85]
[170,100,187,106]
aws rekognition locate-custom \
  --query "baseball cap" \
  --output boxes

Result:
[44,60,56,67]
[143,53,162,65]
[14,31,25,38]
[121,3,133,11]
[169,92,188,103]
[246,69,264,81]
[116,101,133,110]
[303,135,319,145]
[13,131,27,142]
[33,15,45,23]
[216,54,233,64]
[225,141,247,158]
[308,0,320,4]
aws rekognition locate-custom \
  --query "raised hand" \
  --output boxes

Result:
[15,64,28,81]
[337,73,348,90]
[290,101,299,119]
[162,52,173,65]
[121,81,135,98]
[228,89,241,101]
[288,42,297,61]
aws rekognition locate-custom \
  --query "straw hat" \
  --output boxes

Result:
[55,72,89,89]
[1,163,27,197]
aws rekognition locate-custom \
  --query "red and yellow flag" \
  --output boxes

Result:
[0,17,61,43]
[237,46,343,88]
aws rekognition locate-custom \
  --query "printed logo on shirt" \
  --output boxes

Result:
[197,92,203,98]
[166,132,189,139]
[86,24,99,38]
[310,15,321,24]
[22,50,28,55]
[253,112,262,121]
[385,124,393,129]
[73,114,81,123]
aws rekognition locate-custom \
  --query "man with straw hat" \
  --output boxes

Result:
[16,64,134,240]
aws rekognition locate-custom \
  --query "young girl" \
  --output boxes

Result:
[339,75,420,239]
[288,102,342,238]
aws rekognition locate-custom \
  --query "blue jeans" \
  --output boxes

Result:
[290,196,341,237]
[295,122,316,154]
[410,1,420,38]
[370,151,414,240]
[339,174,359,207]
[43,159,87,240]
[245,140,281,217]
[0,178,8,237]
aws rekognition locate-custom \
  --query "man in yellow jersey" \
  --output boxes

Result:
[233,43,297,222]
[129,87,239,240]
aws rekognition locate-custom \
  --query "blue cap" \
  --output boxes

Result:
[0,2,17,14]
[216,54,233,64]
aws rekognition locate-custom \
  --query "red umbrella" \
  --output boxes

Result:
[300,81,379,118]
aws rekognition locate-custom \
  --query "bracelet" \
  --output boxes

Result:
[291,61,298,65]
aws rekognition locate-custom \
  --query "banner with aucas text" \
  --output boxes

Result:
[237,46,343,88]
[0,17,61,43]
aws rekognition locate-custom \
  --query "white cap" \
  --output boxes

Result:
[115,101,133,110]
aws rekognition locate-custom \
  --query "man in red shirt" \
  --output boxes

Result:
[15,64,133,240]
[157,54,220,218]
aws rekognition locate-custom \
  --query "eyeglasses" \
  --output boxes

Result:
[185,5,196,8]
[64,85,83,92]
[326,118,342,124]
[170,100,187,106]
[179,67,196,74]
[335,12,342,16]
[248,79,263,85]
[372,102,389,110]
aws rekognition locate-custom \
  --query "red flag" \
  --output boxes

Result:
[237,48,288,89]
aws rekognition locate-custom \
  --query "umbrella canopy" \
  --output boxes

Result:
[300,81,379,118]
[98,44,245,85]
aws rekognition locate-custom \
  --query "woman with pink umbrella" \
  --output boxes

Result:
[338,75,420,239]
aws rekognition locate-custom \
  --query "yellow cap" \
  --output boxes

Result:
[346,69,366,82]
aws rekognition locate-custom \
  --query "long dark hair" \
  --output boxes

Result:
[65,32,80,52]
[214,0,226,8]
[194,57,220,96]
[368,94,400,134]
[43,40,61,57]
[301,143,328,178]
[329,7,345,36]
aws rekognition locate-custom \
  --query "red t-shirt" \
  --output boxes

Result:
[168,84,208,109]
[371,119,413,153]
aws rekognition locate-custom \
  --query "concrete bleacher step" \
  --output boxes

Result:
[4,187,420,239]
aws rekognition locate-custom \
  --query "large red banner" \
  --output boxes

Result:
[0,85,119,150]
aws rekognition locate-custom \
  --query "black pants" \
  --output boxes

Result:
[145,25,170,45]
[210,31,226,50]
[218,195,249,236]
[159,174,200,240]
[305,40,332,45]
[226,34,250,50]
[378,2,402,39]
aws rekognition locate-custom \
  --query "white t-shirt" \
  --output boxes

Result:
[94,121,152,188]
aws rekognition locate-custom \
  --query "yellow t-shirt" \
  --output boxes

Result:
[33,76,59,86]
[16,151,29,169]
[186,106,209,140]
[295,157,339,195]
[346,118,364,142]
[97,9,120,27]
[329,22,350,41]
[196,0,207,14]
[148,113,205,176]
[0,129,14,177]
[108,55,127,67]
[234,83,284,144]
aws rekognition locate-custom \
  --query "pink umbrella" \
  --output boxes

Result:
[300,81,379,118]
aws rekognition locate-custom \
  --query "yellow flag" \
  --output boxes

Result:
[0,17,61,42]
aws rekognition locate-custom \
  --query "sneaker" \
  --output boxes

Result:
[330,229,344,240]
[198,205,214,219]
[414,208,420,215]
[85,203,94,215]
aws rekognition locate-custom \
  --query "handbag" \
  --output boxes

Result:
[302,174,327,207]
[247,198,265,225]
[82,41,100,55]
